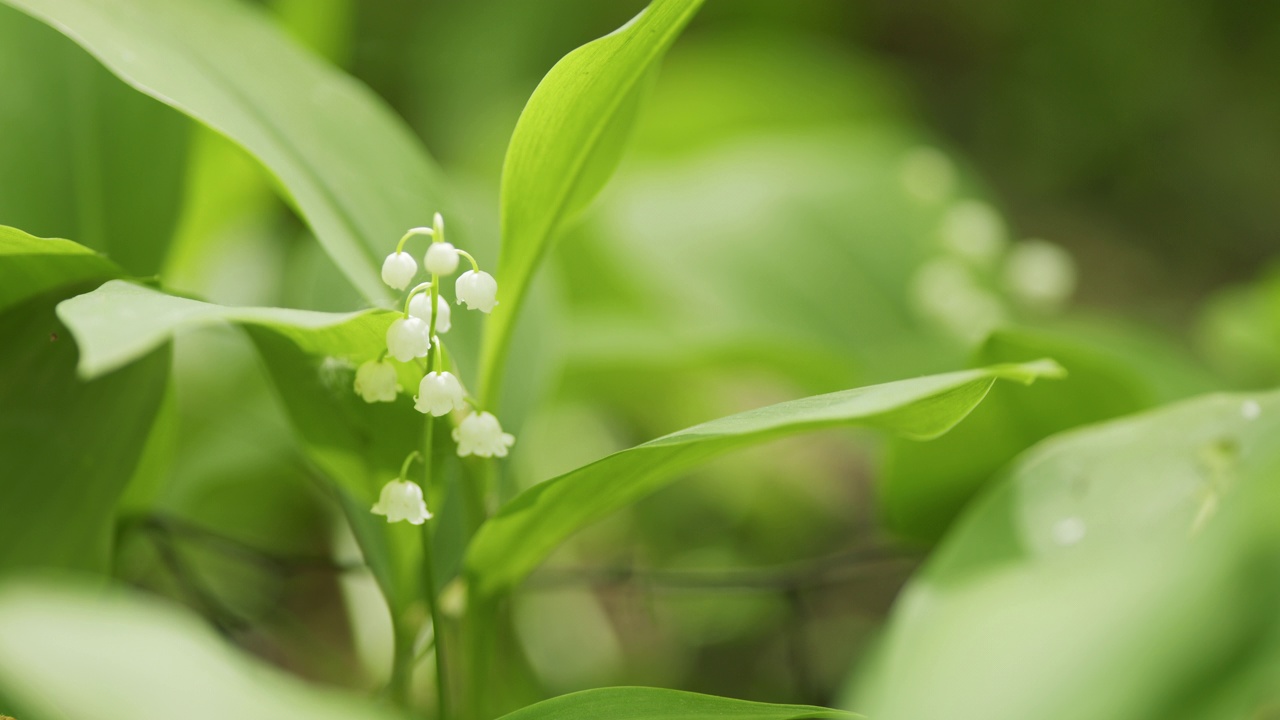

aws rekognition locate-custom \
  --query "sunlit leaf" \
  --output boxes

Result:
[496,686,856,720]
[857,390,1280,719]
[466,360,1064,596]
[479,0,704,403]
[0,579,407,720]
[1,0,449,304]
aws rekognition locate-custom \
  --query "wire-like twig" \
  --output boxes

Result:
[525,543,919,594]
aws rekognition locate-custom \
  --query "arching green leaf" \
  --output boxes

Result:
[466,360,1064,596]
[479,0,705,403]
[495,687,856,720]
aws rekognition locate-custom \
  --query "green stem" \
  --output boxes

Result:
[422,412,450,720]
[399,450,422,480]
[455,249,481,273]
[388,622,416,709]
[396,226,434,253]
[404,281,435,316]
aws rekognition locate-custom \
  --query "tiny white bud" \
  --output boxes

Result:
[456,270,498,313]
[386,316,431,362]
[424,242,461,276]
[408,292,452,334]
[453,411,515,458]
[381,252,417,290]
[371,479,431,525]
[415,371,467,417]
[353,359,398,403]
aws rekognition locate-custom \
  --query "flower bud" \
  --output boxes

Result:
[353,359,398,403]
[371,479,431,525]
[408,292,452,334]
[453,411,515,458]
[424,242,461,276]
[415,371,467,417]
[386,316,431,362]
[381,252,417,290]
[456,270,498,313]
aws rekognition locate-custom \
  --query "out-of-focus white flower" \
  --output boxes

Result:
[911,257,1007,345]
[371,479,431,525]
[425,242,460,276]
[386,316,431,362]
[900,146,956,204]
[353,359,398,403]
[456,270,499,313]
[381,252,417,290]
[940,200,1007,266]
[415,371,467,417]
[1002,239,1077,313]
[453,411,515,458]
[409,292,452,334]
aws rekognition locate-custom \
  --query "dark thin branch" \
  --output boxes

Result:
[128,513,364,576]
[525,543,920,594]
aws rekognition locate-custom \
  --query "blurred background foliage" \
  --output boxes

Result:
[2,0,1279,713]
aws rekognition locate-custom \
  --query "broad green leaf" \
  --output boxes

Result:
[0,291,168,573]
[0,5,188,276]
[857,390,1280,720]
[496,687,856,720]
[466,359,1064,596]
[0,579,407,720]
[1,0,449,305]
[479,0,705,403]
[0,229,165,573]
[56,280,426,613]
[0,225,120,313]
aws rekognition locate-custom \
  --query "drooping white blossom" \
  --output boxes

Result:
[386,316,431,362]
[353,359,398,403]
[453,411,515,458]
[381,252,417,290]
[415,371,467,417]
[456,270,499,313]
[424,242,461,276]
[408,292,452,334]
[371,479,431,525]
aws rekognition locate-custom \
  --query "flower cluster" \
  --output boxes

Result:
[356,213,515,524]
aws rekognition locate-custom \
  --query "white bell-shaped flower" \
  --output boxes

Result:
[424,242,460,276]
[415,371,467,417]
[371,479,431,525]
[456,270,498,313]
[381,252,417,290]
[408,292,452,334]
[453,411,515,458]
[353,359,398,403]
[386,316,431,362]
